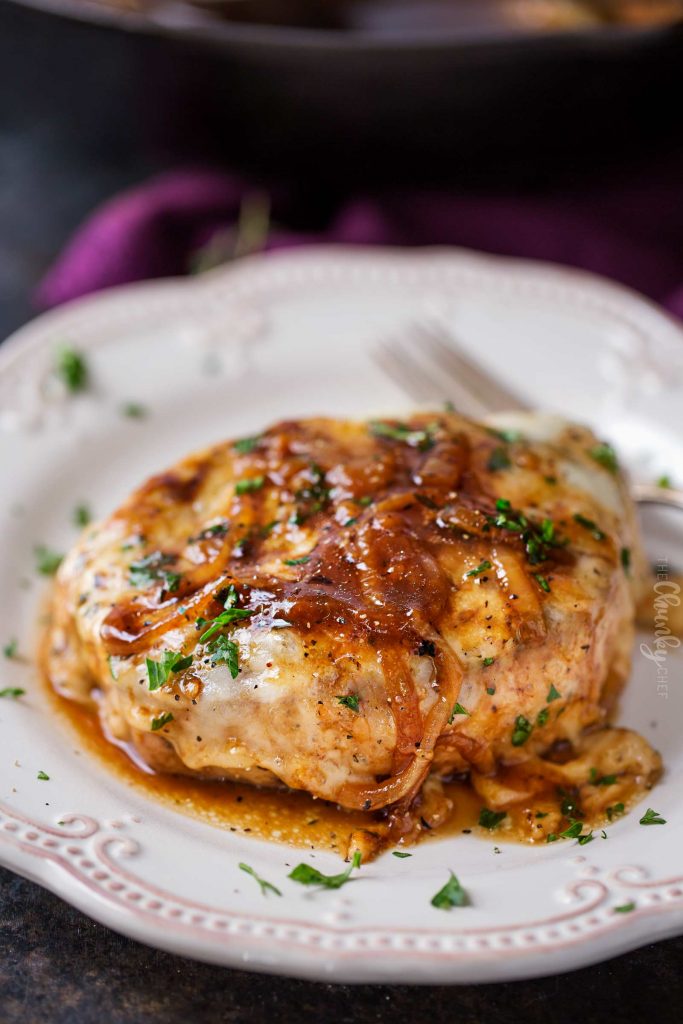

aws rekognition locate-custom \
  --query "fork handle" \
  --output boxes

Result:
[632,483,683,512]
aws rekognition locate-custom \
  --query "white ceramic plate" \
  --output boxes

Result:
[0,247,682,984]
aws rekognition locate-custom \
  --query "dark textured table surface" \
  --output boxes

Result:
[1,5,682,1021]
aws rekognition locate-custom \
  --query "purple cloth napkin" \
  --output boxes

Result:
[36,166,683,319]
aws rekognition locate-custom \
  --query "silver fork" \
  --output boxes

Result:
[374,320,683,512]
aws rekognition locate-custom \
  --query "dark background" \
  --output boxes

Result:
[1,4,682,1021]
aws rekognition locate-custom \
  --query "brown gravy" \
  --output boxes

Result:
[47,675,627,855]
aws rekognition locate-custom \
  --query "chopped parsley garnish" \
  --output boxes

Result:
[488,428,524,443]
[129,551,180,591]
[606,802,625,821]
[284,556,310,566]
[577,831,595,846]
[233,435,262,455]
[560,819,583,840]
[337,694,360,713]
[533,573,551,593]
[487,447,511,472]
[56,346,88,392]
[0,687,25,698]
[146,650,193,690]
[486,501,561,566]
[235,476,265,495]
[196,586,252,678]
[344,517,358,527]
[573,513,606,541]
[621,547,631,575]
[415,493,439,511]
[3,639,18,659]
[657,475,672,489]
[536,708,549,727]
[614,902,636,914]
[479,808,507,830]
[448,702,470,723]
[430,872,469,910]
[547,684,561,703]
[73,504,91,528]
[369,420,435,451]
[392,851,413,858]
[191,522,229,542]
[198,588,253,643]
[37,771,50,781]
[486,686,496,695]
[35,546,64,576]
[289,851,361,889]
[589,442,618,473]
[120,401,147,419]
[238,862,282,897]
[639,807,666,826]
[207,636,240,678]
[535,811,549,818]
[589,768,617,786]
[483,657,495,667]
[294,463,330,515]
[466,560,492,578]
[546,834,558,843]
[511,715,533,747]
[357,496,373,507]
[150,712,174,731]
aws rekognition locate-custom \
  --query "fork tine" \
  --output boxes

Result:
[375,341,441,405]
[375,336,492,418]
[414,322,528,414]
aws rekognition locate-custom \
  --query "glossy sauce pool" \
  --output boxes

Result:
[44,674,510,854]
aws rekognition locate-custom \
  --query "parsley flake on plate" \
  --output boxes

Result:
[547,684,561,703]
[3,639,18,659]
[0,687,25,699]
[392,851,412,859]
[639,807,666,826]
[35,546,64,576]
[73,503,91,528]
[614,902,636,914]
[56,346,88,392]
[289,851,361,889]
[37,770,50,781]
[239,862,282,897]
[431,872,469,910]
[120,401,147,419]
